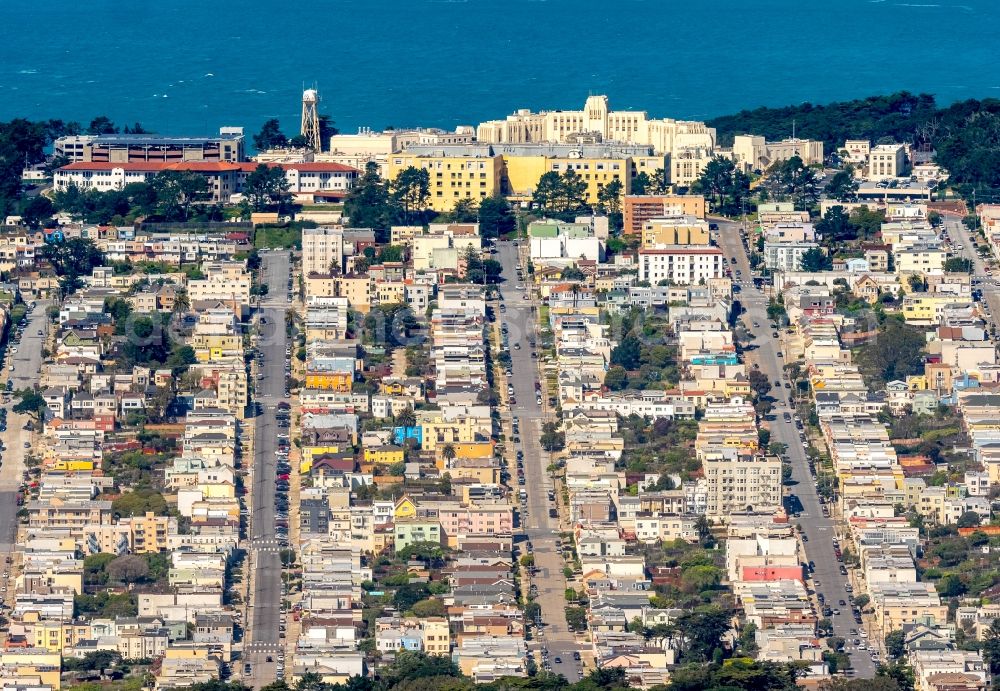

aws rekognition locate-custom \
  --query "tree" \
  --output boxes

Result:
[695,515,715,547]
[395,406,416,429]
[477,195,516,238]
[441,444,456,463]
[604,365,628,391]
[409,598,446,617]
[957,510,982,528]
[680,565,723,594]
[391,166,430,222]
[944,257,973,273]
[908,274,927,292]
[768,156,819,210]
[13,388,46,421]
[253,118,287,151]
[748,369,773,398]
[983,619,1000,677]
[151,169,209,220]
[884,629,906,659]
[243,164,290,212]
[597,178,623,215]
[816,205,856,243]
[610,334,641,370]
[850,205,887,239]
[87,116,118,135]
[344,162,393,237]
[540,422,565,452]
[632,171,651,195]
[648,168,670,195]
[19,195,54,228]
[697,156,738,210]
[800,247,832,272]
[825,170,859,201]
[447,198,478,223]
[927,210,943,227]
[41,237,106,296]
[876,660,916,691]
[166,344,197,374]
[532,171,564,213]
[856,319,927,386]
[317,114,338,150]
[112,489,168,518]
[107,554,150,584]
[676,606,730,662]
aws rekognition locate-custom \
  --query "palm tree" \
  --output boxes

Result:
[395,406,416,429]
[172,288,190,313]
[441,444,456,464]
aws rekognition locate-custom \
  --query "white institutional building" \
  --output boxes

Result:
[475,95,716,158]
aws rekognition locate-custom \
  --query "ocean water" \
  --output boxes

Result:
[0,0,996,138]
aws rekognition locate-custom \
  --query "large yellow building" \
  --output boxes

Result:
[503,155,631,206]
[387,149,504,212]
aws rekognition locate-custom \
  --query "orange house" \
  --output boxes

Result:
[304,371,353,392]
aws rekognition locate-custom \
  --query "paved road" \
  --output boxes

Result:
[714,220,877,678]
[244,251,291,686]
[946,218,1000,330]
[0,302,51,559]
[497,242,582,682]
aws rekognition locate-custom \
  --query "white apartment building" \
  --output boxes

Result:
[638,247,724,285]
[869,144,907,180]
[764,240,820,271]
[302,227,344,277]
[702,454,783,520]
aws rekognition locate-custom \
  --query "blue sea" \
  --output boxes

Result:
[0,0,997,138]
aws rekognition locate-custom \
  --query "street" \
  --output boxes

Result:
[714,221,877,678]
[243,251,292,686]
[497,241,582,682]
[0,302,51,563]
[945,218,1000,330]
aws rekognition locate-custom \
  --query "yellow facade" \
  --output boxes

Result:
[33,621,91,652]
[0,650,63,689]
[503,155,631,206]
[434,440,494,466]
[50,459,96,472]
[421,618,451,657]
[363,445,405,465]
[336,275,372,313]
[902,295,972,324]
[375,281,406,305]
[304,372,353,392]
[394,496,417,520]
[388,153,504,212]
[450,464,500,484]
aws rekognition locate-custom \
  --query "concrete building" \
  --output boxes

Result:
[731,135,824,171]
[637,247,724,285]
[641,216,710,248]
[302,227,345,277]
[869,144,908,180]
[623,194,707,234]
[702,453,783,520]
[387,146,504,212]
[55,130,246,163]
[475,94,715,157]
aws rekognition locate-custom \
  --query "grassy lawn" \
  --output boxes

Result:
[254,224,303,250]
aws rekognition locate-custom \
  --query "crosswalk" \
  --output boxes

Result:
[245,641,283,652]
